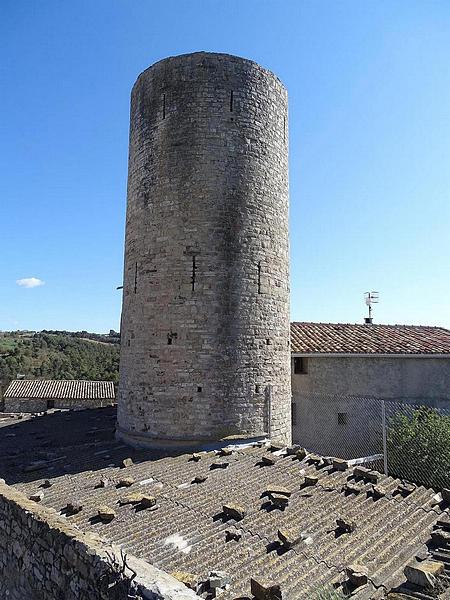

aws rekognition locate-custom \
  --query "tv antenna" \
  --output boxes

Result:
[364,291,379,324]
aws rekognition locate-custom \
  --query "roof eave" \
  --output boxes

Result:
[291,352,450,358]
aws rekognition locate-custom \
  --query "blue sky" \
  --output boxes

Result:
[1,0,449,331]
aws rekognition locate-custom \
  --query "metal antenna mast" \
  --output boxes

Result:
[364,291,379,324]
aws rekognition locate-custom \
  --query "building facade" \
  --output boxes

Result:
[290,322,450,457]
[3,380,115,413]
[117,52,291,448]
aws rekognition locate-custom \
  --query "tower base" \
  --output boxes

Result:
[115,425,268,451]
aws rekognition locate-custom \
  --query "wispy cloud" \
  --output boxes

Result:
[16,277,45,288]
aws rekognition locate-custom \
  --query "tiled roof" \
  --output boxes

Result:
[290,322,450,355]
[0,407,448,599]
[3,380,115,400]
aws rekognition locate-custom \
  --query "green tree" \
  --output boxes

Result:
[0,331,120,394]
[387,406,450,490]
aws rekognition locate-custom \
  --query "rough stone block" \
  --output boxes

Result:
[140,495,157,508]
[66,501,83,515]
[346,564,368,587]
[342,483,362,495]
[441,488,450,503]
[119,492,145,506]
[268,493,289,509]
[366,470,379,483]
[430,529,450,545]
[191,475,207,484]
[353,466,378,483]
[225,529,242,542]
[303,475,318,487]
[208,570,230,589]
[353,465,370,478]
[171,571,198,590]
[29,492,44,502]
[223,503,246,521]
[277,528,302,549]
[97,506,116,522]
[218,448,233,457]
[296,448,307,460]
[333,458,348,471]
[307,454,324,467]
[404,561,444,589]
[336,517,356,533]
[397,481,416,496]
[117,477,135,488]
[211,462,229,470]
[263,485,291,498]
[95,478,109,488]
[370,485,387,499]
[250,578,283,600]
[270,443,284,452]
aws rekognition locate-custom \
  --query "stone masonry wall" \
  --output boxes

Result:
[292,356,450,402]
[3,398,48,413]
[291,356,450,457]
[118,52,291,447]
[4,397,114,413]
[0,481,198,600]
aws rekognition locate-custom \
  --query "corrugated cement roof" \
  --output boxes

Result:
[0,407,448,599]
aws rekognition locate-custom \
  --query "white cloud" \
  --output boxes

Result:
[16,277,45,289]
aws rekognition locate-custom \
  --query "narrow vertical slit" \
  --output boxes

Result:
[257,261,261,294]
[134,262,138,294]
[283,116,286,142]
[162,93,166,119]
[230,91,234,112]
[191,255,196,291]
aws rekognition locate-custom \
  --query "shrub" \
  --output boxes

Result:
[387,405,450,490]
[313,586,346,600]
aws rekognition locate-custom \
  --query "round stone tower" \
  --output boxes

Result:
[117,52,291,448]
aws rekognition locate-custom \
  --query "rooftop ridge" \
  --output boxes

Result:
[291,321,450,330]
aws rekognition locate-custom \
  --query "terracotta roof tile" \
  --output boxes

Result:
[290,322,450,355]
[3,379,115,400]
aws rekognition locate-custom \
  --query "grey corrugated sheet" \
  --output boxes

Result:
[1,406,447,599]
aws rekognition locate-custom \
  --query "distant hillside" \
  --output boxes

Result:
[0,331,120,396]
[41,329,120,345]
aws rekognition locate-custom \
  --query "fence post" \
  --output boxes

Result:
[381,399,388,476]
[267,385,272,439]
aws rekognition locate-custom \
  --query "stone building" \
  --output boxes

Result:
[2,379,115,413]
[117,52,291,448]
[290,322,450,456]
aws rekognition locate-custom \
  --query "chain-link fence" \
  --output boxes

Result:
[292,394,450,490]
